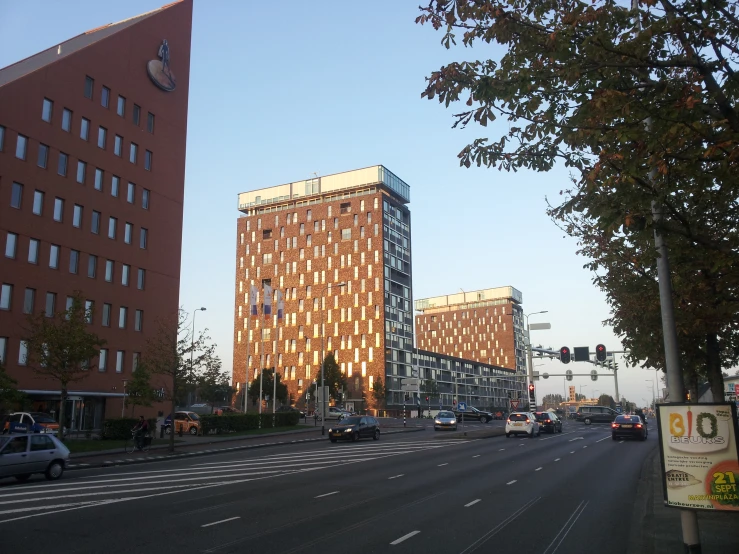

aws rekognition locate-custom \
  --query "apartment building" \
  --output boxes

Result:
[0,0,192,427]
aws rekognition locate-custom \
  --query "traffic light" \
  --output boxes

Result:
[560,346,571,364]
[566,369,573,381]
[596,344,607,362]
[528,382,535,402]
[426,396,429,402]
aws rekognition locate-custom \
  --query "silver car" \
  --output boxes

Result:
[434,410,458,431]
[0,433,70,482]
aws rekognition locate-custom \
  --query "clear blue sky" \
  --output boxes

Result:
[0,0,660,407]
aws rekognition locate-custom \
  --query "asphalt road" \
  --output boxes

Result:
[0,420,656,554]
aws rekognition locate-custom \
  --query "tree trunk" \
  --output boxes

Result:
[169,370,176,454]
[706,333,725,402]
[683,363,699,404]
[58,387,67,441]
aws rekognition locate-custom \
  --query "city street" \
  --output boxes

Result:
[0,420,655,553]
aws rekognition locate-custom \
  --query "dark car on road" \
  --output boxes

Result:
[454,406,494,423]
[575,405,618,425]
[276,406,305,418]
[611,415,647,441]
[534,412,563,434]
[328,416,380,443]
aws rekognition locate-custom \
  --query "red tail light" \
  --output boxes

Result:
[612,423,619,428]
[525,418,530,423]
[636,424,642,428]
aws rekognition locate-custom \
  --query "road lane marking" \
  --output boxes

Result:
[554,458,561,462]
[465,499,481,507]
[506,480,517,485]
[570,451,575,454]
[202,516,240,528]
[459,496,540,554]
[388,474,404,480]
[541,500,589,554]
[314,491,339,498]
[473,455,480,458]
[596,436,610,443]
[620,440,624,444]
[569,437,584,442]
[438,463,448,467]
[390,530,420,545]
[583,446,588,449]
[535,467,542,471]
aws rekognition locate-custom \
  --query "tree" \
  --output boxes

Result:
[542,393,564,409]
[198,355,233,413]
[575,393,586,401]
[23,293,105,439]
[422,378,439,398]
[125,362,155,417]
[142,308,212,452]
[416,1,739,399]
[0,361,26,415]
[309,353,347,400]
[372,377,388,409]
[247,368,288,409]
[597,394,616,410]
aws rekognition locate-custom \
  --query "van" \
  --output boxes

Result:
[575,406,618,424]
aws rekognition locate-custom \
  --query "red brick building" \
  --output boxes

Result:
[0,0,192,428]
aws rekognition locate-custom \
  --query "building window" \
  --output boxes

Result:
[122,264,130,286]
[111,135,123,158]
[129,143,137,164]
[84,76,94,99]
[127,182,135,203]
[73,205,83,228]
[49,245,60,269]
[119,307,127,329]
[97,348,107,371]
[62,108,72,131]
[117,95,125,116]
[101,86,110,108]
[0,284,11,310]
[37,144,49,168]
[124,223,132,244]
[10,182,23,209]
[144,150,152,171]
[76,161,86,184]
[17,340,28,366]
[15,134,27,160]
[132,352,140,371]
[135,310,143,331]
[341,229,351,241]
[85,300,93,324]
[95,168,103,191]
[0,126,4,151]
[97,126,107,149]
[58,152,68,176]
[88,255,97,278]
[0,337,5,365]
[108,217,117,239]
[91,210,100,234]
[140,228,148,249]
[142,189,150,209]
[42,98,53,122]
[102,303,111,326]
[5,233,17,259]
[111,175,120,197]
[69,250,79,274]
[133,104,141,125]
[28,239,39,264]
[105,260,114,282]
[147,112,155,133]
[30,191,43,216]
[116,351,124,373]
[23,288,35,314]
[45,292,56,317]
[53,198,64,222]
[80,117,89,140]
[137,268,145,290]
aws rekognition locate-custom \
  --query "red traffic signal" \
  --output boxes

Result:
[528,383,535,392]
[560,346,571,364]
[425,396,429,402]
[596,344,607,362]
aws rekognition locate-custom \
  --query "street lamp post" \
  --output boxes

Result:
[189,307,206,407]
[319,282,346,436]
[646,380,655,411]
[524,310,548,409]
[579,384,587,399]
[121,380,128,417]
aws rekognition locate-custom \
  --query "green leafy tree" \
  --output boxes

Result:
[23,292,105,439]
[125,362,155,417]
[422,379,439,398]
[597,394,616,409]
[416,1,739,399]
[247,368,288,409]
[0,361,26,415]
[372,377,388,409]
[308,353,347,400]
[198,355,233,413]
[142,308,212,453]
[542,393,564,409]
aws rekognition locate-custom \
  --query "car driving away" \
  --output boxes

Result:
[0,434,70,482]
[505,412,540,438]
[612,415,647,441]
[454,406,494,423]
[534,412,562,434]
[328,416,380,443]
[434,411,458,431]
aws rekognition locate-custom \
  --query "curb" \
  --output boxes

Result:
[628,446,659,554]
[66,426,426,470]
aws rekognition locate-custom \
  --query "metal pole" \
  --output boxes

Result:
[403,393,406,427]
[273,314,277,416]
[320,290,325,436]
[121,381,126,417]
[614,365,620,406]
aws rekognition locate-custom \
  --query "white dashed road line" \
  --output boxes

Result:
[438,463,448,467]
[506,480,517,485]
[596,436,610,443]
[554,458,561,462]
[473,455,480,458]
[388,474,404,480]
[465,499,481,507]
[535,467,542,472]
[314,491,339,498]
[390,531,420,545]
[201,517,240,528]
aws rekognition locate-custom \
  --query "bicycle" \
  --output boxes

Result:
[126,429,151,453]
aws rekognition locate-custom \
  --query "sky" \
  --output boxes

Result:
[0,0,662,408]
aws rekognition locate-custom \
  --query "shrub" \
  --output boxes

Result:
[198,412,299,434]
[102,417,157,440]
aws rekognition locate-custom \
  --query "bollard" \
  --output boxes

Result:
[178,424,183,437]
[159,424,164,439]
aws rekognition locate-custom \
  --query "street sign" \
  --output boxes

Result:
[401,383,420,392]
[510,400,520,411]
[458,402,467,412]
[542,373,549,379]
[402,378,420,386]
[590,369,598,381]
[411,367,419,378]
[573,346,590,362]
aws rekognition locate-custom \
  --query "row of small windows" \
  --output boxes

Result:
[80,76,155,132]
[9,183,149,248]
[4,232,146,288]
[245,199,380,231]
[0,336,140,375]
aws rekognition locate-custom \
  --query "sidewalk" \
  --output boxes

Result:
[67,425,426,470]
[631,447,738,553]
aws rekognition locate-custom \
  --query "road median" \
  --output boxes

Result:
[434,427,505,440]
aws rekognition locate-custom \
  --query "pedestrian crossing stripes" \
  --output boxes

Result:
[0,439,468,524]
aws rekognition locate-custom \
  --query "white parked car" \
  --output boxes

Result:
[505,412,540,438]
